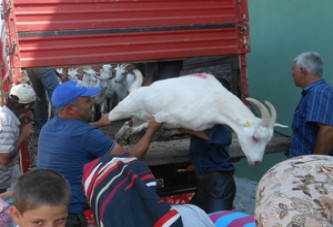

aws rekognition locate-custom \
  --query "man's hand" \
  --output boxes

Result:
[20,123,34,140]
[91,113,111,127]
[19,110,34,124]
[127,116,162,160]
[0,191,13,200]
[146,116,162,133]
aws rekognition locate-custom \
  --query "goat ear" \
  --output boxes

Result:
[274,123,288,128]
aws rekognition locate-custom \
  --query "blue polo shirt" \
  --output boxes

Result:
[290,80,333,157]
[37,116,115,214]
[190,124,234,175]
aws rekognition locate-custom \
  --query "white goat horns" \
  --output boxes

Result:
[246,97,276,128]
[264,100,277,127]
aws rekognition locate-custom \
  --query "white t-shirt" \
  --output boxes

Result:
[0,106,20,189]
[172,204,215,227]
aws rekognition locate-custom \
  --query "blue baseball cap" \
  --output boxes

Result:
[51,80,101,108]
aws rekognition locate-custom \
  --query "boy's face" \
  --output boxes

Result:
[9,204,68,227]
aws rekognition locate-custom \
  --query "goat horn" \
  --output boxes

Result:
[264,100,277,127]
[246,97,270,127]
[121,64,130,69]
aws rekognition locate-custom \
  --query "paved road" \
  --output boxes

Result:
[234,176,257,215]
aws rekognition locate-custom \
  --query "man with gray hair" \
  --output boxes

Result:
[290,51,333,157]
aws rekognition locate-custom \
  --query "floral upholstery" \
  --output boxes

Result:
[0,198,11,227]
[255,155,333,227]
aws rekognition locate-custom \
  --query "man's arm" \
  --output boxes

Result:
[0,123,34,166]
[313,123,333,155]
[125,117,162,159]
[177,128,209,141]
[90,113,111,128]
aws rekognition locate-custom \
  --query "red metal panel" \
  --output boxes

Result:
[18,28,244,67]
[13,0,243,32]
[0,21,12,99]
[4,0,250,69]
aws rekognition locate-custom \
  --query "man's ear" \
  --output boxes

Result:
[300,66,308,75]
[63,104,76,115]
[9,206,21,225]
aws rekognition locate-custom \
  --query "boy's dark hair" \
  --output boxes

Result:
[13,169,71,214]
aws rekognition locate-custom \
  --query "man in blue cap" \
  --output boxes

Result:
[37,80,161,227]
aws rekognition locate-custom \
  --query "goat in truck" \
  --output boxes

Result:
[108,73,284,165]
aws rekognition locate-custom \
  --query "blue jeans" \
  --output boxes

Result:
[28,68,59,129]
[191,172,236,213]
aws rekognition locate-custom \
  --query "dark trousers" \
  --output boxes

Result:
[136,60,183,83]
[27,68,59,129]
[190,172,236,213]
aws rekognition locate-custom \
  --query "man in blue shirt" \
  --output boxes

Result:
[37,81,161,226]
[290,51,333,157]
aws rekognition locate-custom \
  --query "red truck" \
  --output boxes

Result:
[1,0,250,93]
[0,0,289,197]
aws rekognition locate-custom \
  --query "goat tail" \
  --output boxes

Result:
[129,69,143,92]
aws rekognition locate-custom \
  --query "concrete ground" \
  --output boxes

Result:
[233,176,258,215]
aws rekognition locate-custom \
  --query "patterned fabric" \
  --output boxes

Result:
[82,154,183,227]
[290,80,333,157]
[255,155,333,226]
[209,210,255,227]
[0,198,12,227]
[0,106,21,189]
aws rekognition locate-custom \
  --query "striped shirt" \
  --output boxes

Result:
[290,80,333,157]
[82,154,183,227]
[0,106,20,189]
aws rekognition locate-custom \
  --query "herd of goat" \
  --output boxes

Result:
[57,64,143,120]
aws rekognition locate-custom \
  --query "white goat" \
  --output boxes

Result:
[77,67,102,120]
[81,68,100,88]
[67,68,82,82]
[113,64,143,100]
[98,64,115,113]
[108,73,283,165]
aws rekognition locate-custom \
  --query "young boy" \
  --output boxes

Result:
[9,169,71,227]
